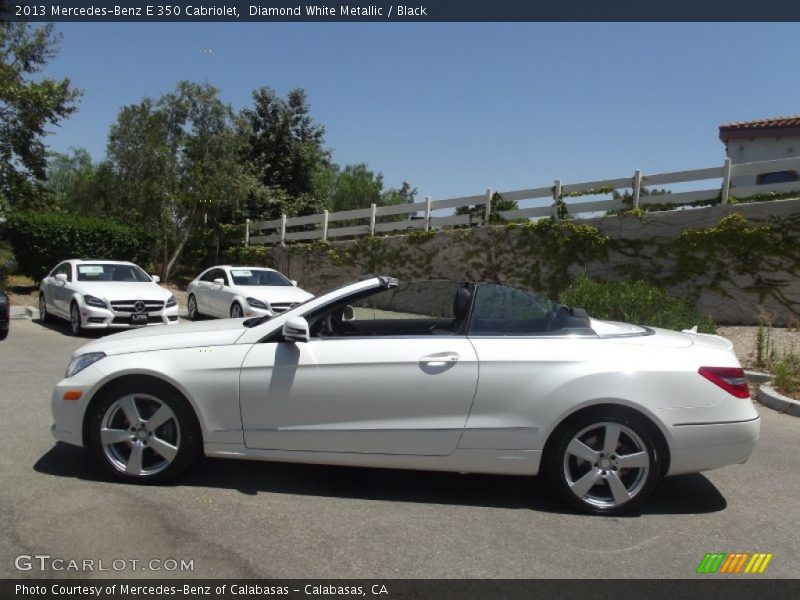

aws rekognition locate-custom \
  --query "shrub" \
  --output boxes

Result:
[3,212,154,280]
[770,353,799,397]
[560,276,716,333]
[223,244,274,267]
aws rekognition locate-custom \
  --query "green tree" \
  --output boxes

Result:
[45,148,117,215]
[107,81,258,281]
[242,87,328,203]
[0,18,81,210]
[315,163,411,213]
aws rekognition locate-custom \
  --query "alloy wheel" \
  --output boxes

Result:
[230,303,243,318]
[70,303,82,335]
[100,393,181,477]
[39,295,48,322]
[562,421,650,510]
[188,295,198,320]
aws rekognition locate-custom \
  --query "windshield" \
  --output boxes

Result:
[76,264,152,283]
[230,268,291,287]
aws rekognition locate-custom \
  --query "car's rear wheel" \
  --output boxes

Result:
[230,302,243,318]
[39,294,52,323]
[547,412,660,515]
[89,380,200,483]
[69,301,83,336]
[187,294,200,321]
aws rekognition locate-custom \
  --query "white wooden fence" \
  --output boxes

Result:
[245,156,800,246]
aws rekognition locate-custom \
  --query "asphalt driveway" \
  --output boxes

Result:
[1,318,798,579]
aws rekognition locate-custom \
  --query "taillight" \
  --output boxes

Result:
[698,366,750,398]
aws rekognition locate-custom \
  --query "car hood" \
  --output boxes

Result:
[73,282,173,301]
[229,285,313,304]
[76,319,248,356]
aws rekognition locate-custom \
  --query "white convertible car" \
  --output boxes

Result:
[50,277,760,514]
[186,265,312,320]
[39,259,179,336]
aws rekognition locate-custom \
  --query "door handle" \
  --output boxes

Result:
[419,353,460,366]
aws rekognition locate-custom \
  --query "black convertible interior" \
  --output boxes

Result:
[306,283,594,338]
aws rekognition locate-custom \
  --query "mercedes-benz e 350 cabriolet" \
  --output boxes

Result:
[50,277,759,514]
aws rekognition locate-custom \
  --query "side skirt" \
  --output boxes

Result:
[203,444,542,476]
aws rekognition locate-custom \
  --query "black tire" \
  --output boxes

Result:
[39,293,52,323]
[187,294,201,321]
[546,410,661,515]
[230,302,243,318]
[89,379,200,484]
[0,326,7,341]
[69,301,83,336]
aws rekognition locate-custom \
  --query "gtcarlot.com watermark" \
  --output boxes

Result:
[14,554,194,573]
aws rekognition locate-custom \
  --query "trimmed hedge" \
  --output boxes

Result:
[3,212,155,280]
[560,276,716,333]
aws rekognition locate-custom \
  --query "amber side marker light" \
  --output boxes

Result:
[62,390,83,401]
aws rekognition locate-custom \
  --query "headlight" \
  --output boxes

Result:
[166,295,177,308]
[83,294,107,309]
[66,352,106,378]
[246,297,268,309]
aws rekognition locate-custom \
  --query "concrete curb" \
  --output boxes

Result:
[745,370,772,383]
[9,305,38,320]
[757,385,800,417]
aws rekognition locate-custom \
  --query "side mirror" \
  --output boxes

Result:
[283,316,310,343]
[55,273,68,283]
[291,279,298,287]
[213,278,225,287]
[151,275,161,283]
[342,305,355,321]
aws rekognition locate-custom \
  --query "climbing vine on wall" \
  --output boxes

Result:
[240,207,800,320]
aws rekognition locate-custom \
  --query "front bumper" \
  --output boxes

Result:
[666,416,761,475]
[50,367,102,447]
[78,304,180,329]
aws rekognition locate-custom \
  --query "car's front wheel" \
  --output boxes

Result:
[230,302,243,318]
[69,302,83,336]
[547,411,660,515]
[187,294,200,321]
[89,380,200,483]
[39,294,52,323]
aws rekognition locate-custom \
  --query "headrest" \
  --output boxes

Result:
[453,287,472,320]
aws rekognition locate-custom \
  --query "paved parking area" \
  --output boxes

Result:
[1,318,799,579]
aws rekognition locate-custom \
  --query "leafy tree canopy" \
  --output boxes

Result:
[106,81,259,280]
[242,87,328,200]
[0,18,81,210]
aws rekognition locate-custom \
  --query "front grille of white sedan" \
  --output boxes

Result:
[110,300,166,313]
[269,302,297,314]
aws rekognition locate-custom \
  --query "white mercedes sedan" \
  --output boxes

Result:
[186,265,312,320]
[50,277,759,514]
[39,259,179,336]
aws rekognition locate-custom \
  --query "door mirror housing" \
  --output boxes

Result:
[213,278,225,287]
[283,316,310,343]
[291,279,298,287]
[151,275,161,283]
[342,305,355,321]
[55,273,68,283]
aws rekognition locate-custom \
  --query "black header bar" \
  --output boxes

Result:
[3,0,800,22]
[3,579,800,600]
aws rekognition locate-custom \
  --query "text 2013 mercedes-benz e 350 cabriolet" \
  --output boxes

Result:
[50,277,759,514]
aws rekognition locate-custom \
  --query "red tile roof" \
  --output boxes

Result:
[720,116,800,131]
[719,116,800,140]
